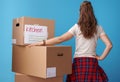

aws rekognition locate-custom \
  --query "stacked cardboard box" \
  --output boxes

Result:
[15,73,63,82]
[12,17,54,45]
[12,17,72,82]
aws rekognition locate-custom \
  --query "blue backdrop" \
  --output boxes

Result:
[0,0,120,82]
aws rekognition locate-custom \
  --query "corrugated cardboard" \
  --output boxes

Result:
[12,45,72,78]
[12,17,54,45]
[15,73,63,82]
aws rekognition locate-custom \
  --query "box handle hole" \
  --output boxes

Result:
[57,53,63,56]
[16,23,20,27]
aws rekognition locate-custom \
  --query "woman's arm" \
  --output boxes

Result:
[96,34,112,60]
[28,32,73,47]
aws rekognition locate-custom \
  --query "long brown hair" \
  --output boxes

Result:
[78,1,97,39]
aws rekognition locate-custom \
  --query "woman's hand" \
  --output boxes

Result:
[27,41,42,47]
[95,55,103,60]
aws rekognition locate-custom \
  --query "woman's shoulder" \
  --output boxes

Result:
[97,25,103,29]
[73,23,79,27]
[73,23,80,29]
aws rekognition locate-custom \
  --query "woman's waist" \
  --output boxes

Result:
[74,53,96,58]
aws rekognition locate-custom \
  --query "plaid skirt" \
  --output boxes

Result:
[66,57,108,82]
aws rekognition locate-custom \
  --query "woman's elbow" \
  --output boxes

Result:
[107,43,113,49]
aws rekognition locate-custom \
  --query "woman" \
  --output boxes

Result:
[28,1,112,82]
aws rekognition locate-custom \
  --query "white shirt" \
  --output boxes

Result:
[68,24,105,58]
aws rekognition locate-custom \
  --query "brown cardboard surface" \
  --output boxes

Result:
[12,45,72,78]
[15,73,63,82]
[12,17,54,45]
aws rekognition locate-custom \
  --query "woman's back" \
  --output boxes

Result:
[68,24,105,58]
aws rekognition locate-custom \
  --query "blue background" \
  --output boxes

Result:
[0,0,120,82]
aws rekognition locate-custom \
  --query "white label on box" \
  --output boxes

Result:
[24,24,48,44]
[47,67,56,78]
[12,39,16,44]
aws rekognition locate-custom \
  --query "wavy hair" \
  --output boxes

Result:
[78,1,97,39]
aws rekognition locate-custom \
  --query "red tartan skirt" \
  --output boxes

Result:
[66,57,108,82]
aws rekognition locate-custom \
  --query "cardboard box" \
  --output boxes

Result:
[12,17,54,45]
[15,73,63,82]
[12,45,72,78]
